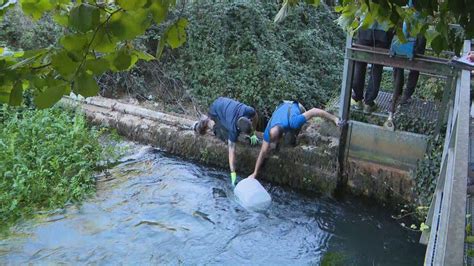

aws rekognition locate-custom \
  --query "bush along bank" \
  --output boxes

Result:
[0,106,116,233]
[100,1,345,122]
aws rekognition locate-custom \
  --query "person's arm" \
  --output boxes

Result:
[303,108,339,126]
[248,140,271,179]
[228,140,236,173]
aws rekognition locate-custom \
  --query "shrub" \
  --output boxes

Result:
[0,5,63,50]
[100,1,345,120]
[160,1,345,118]
[0,106,105,231]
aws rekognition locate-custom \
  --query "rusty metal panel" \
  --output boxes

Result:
[347,121,429,171]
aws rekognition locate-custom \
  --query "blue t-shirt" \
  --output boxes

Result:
[209,97,256,142]
[263,102,307,142]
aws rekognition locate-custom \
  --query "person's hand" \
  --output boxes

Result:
[230,172,237,186]
[249,134,259,146]
[336,118,347,128]
[468,51,474,62]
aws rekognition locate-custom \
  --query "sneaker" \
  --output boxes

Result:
[363,102,378,114]
[351,99,363,110]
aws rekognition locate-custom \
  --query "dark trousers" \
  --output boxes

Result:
[393,36,427,99]
[208,114,228,143]
[351,29,394,105]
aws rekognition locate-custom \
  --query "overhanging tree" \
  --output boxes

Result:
[0,0,473,108]
[0,0,188,108]
[281,0,473,54]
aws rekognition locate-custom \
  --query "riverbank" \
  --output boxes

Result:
[61,96,419,207]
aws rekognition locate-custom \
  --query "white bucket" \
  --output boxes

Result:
[234,178,272,211]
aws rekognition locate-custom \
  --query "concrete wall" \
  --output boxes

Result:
[61,96,419,205]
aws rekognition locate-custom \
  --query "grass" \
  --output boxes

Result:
[0,106,116,232]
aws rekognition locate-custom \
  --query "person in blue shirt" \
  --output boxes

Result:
[194,97,258,185]
[248,101,340,179]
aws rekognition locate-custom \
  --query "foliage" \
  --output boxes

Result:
[0,5,63,50]
[0,0,188,109]
[0,106,112,231]
[414,136,443,206]
[282,0,473,54]
[333,0,471,55]
[151,1,344,119]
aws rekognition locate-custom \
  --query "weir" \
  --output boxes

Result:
[338,35,472,265]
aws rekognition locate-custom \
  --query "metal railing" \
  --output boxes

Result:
[421,40,471,265]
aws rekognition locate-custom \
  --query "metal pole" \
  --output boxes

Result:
[337,34,354,187]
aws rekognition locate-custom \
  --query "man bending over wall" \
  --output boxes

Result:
[248,100,340,179]
[194,97,259,186]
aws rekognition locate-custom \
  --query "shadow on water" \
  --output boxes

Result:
[0,143,425,265]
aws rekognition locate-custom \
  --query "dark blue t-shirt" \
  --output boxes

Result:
[209,97,256,142]
[263,102,307,142]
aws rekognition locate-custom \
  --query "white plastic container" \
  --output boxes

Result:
[234,178,272,211]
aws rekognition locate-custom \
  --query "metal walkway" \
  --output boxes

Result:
[374,91,440,121]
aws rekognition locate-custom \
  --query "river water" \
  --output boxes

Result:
[0,143,425,265]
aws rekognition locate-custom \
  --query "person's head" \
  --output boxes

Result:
[237,117,253,135]
[193,117,210,135]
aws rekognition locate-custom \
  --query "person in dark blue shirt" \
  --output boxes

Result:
[194,97,258,185]
[248,101,340,180]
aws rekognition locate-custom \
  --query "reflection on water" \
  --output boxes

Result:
[0,144,425,265]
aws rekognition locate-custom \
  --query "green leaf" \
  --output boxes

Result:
[420,222,429,232]
[117,0,147,10]
[467,236,474,243]
[53,12,69,27]
[34,81,68,109]
[150,2,168,24]
[156,37,166,58]
[20,0,54,20]
[69,4,100,33]
[51,50,79,79]
[60,33,90,52]
[0,85,12,104]
[431,35,445,54]
[304,0,320,6]
[468,249,474,258]
[110,49,138,71]
[109,9,151,41]
[85,58,110,75]
[91,28,117,53]
[166,18,188,49]
[9,82,22,106]
[132,50,155,61]
[73,72,99,97]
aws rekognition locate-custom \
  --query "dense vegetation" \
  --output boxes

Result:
[104,1,345,119]
[0,107,111,231]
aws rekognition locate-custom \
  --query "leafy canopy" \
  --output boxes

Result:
[0,0,188,108]
[282,0,473,55]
